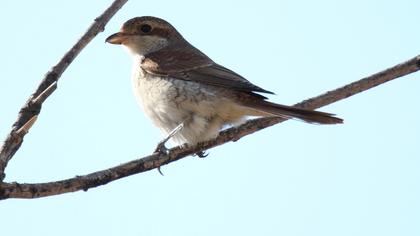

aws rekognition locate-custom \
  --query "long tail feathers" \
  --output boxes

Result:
[246,100,343,124]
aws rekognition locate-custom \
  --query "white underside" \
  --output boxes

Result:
[130,57,250,145]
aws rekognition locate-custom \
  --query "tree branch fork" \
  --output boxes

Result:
[0,0,419,199]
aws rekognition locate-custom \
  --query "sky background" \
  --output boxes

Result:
[1,0,419,235]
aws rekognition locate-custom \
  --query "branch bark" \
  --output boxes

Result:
[0,0,128,181]
[1,54,418,199]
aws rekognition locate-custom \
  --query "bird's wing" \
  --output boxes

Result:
[141,45,343,125]
[141,45,274,96]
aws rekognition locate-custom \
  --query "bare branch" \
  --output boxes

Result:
[1,54,418,200]
[0,0,128,180]
[16,116,38,136]
[32,82,57,104]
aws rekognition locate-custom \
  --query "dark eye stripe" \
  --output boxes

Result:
[140,24,152,33]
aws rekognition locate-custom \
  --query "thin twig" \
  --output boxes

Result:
[1,54,418,200]
[0,0,128,181]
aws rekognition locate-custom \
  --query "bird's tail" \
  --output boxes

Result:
[244,100,343,124]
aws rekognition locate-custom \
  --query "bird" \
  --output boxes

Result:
[106,16,343,154]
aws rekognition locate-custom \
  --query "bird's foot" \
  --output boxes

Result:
[194,151,209,158]
[153,121,185,176]
[153,122,185,155]
[154,141,169,155]
[154,143,169,176]
[154,141,169,176]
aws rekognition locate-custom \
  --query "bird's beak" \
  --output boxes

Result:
[105,32,128,44]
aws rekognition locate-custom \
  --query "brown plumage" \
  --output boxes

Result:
[106,16,342,146]
[139,26,342,125]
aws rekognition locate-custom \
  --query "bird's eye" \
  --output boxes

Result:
[140,24,152,33]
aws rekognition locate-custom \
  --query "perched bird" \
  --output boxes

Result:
[106,16,342,153]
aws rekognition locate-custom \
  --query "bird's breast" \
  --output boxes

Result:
[130,64,219,135]
[129,62,251,144]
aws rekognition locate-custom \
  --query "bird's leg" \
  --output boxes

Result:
[155,122,185,176]
[154,122,184,155]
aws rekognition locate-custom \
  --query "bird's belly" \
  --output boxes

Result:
[131,73,243,145]
[133,75,186,130]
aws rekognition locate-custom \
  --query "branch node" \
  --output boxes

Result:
[94,17,106,32]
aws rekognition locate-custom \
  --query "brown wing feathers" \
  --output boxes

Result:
[142,43,343,124]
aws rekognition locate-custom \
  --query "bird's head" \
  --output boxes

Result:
[106,16,184,56]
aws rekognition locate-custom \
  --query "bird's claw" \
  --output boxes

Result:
[154,141,169,176]
[195,151,209,158]
[154,142,169,176]
[157,167,164,176]
[154,141,169,155]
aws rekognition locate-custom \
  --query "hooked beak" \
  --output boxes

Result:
[105,32,128,44]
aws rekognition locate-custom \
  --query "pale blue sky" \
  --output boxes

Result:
[1,1,419,235]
